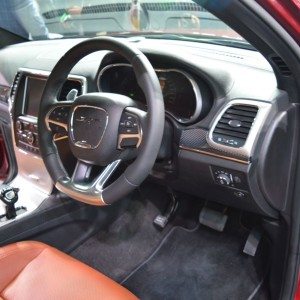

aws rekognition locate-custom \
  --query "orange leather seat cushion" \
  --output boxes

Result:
[0,241,137,300]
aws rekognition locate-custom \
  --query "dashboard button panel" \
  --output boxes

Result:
[15,117,40,155]
[211,165,248,191]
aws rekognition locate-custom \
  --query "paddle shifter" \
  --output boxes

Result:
[0,185,20,220]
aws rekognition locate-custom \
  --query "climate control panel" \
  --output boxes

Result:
[15,117,40,155]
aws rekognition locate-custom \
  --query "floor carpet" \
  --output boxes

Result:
[122,225,269,300]
[71,185,178,282]
[71,183,268,299]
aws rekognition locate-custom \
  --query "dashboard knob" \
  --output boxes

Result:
[216,174,231,186]
[26,132,35,145]
[16,120,23,133]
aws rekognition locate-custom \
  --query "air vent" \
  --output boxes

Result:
[10,72,21,102]
[271,56,292,76]
[212,105,258,148]
[58,79,83,101]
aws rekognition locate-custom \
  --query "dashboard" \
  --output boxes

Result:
[0,37,295,221]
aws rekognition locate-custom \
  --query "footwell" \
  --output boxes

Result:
[122,226,269,300]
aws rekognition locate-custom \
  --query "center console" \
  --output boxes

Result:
[12,69,86,157]
[16,115,39,155]
[0,68,87,228]
[14,75,47,155]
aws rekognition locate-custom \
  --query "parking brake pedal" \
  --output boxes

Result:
[199,207,228,232]
[154,188,179,229]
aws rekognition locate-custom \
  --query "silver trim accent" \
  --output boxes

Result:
[69,105,108,149]
[94,160,121,191]
[208,99,272,158]
[97,63,202,124]
[53,134,68,142]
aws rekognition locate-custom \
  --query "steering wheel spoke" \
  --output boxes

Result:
[46,101,72,141]
[56,159,122,205]
[92,159,122,191]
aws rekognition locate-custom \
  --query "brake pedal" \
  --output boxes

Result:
[199,207,228,232]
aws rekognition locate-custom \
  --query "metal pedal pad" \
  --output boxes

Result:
[153,215,168,229]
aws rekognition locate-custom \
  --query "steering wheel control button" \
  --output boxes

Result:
[119,113,139,134]
[49,106,71,124]
[47,106,71,141]
[120,137,139,148]
[125,120,134,128]
[118,112,142,149]
[71,106,108,149]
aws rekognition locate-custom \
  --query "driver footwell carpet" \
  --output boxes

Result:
[121,226,269,300]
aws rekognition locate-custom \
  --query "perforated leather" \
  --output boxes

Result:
[0,241,137,300]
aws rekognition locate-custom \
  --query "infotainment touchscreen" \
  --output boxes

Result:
[24,76,47,117]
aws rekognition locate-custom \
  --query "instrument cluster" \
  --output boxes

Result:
[98,64,203,124]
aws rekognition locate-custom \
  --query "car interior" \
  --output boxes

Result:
[0,0,300,299]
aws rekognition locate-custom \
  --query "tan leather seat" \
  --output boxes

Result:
[0,241,137,300]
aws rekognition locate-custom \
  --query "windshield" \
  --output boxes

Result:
[0,0,246,45]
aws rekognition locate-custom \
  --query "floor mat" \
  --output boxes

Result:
[71,185,181,282]
[122,226,269,300]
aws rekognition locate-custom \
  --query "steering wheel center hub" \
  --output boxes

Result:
[70,105,108,149]
[68,92,137,166]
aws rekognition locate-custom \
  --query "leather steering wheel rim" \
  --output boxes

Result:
[38,37,165,205]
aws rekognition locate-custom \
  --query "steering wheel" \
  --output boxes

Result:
[38,37,165,206]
